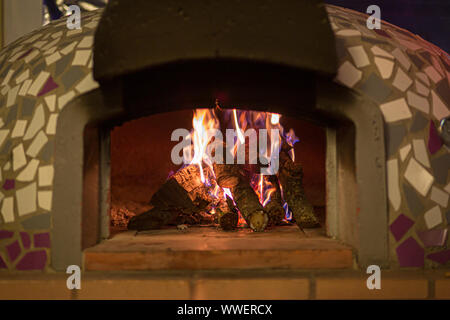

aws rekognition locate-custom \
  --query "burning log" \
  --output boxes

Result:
[128,165,213,231]
[278,141,320,228]
[264,175,286,226]
[216,196,239,230]
[214,163,268,231]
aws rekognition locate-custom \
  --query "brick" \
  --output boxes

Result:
[0,280,70,300]
[435,279,450,299]
[316,278,428,299]
[76,279,190,300]
[194,278,309,300]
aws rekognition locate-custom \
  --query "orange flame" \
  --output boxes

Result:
[184,107,297,227]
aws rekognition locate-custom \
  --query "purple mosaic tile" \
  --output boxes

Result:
[6,240,21,262]
[2,179,15,190]
[390,214,415,241]
[417,228,448,247]
[428,121,443,154]
[17,48,33,60]
[0,230,14,240]
[427,249,450,265]
[396,237,424,267]
[37,76,59,97]
[374,29,391,38]
[0,255,7,269]
[20,232,31,249]
[34,233,50,248]
[15,250,47,271]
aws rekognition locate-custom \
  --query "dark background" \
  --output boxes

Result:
[45,0,450,53]
[325,0,450,53]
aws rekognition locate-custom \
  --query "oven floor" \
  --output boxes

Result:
[84,225,353,270]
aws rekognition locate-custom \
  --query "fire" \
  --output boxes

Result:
[189,109,219,184]
[182,107,298,226]
[251,174,276,207]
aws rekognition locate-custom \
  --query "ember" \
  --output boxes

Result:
[127,105,319,232]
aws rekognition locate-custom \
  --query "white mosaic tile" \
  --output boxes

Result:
[51,31,63,39]
[379,98,412,122]
[407,91,430,114]
[404,157,434,197]
[67,29,83,37]
[416,72,430,86]
[1,197,14,223]
[424,66,444,84]
[26,130,48,158]
[430,186,449,207]
[10,45,24,57]
[38,165,54,187]
[3,162,10,171]
[60,41,78,55]
[431,90,450,120]
[17,159,39,182]
[374,57,394,79]
[415,79,429,97]
[391,48,411,71]
[347,45,370,68]
[336,61,362,88]
[392,67,413,92]
[336,29,361,37]
[84,21,98,29]
[424,206,442,229]
[1,69,14,86]
[16,182,37,217]
[6,85,20,108]
[38,191,52,211]
[23,104,45,141]
[444,183,450,194]
[0,85,9,96]
[387,159,401,211]
[28,71,50,96]
[58,91,76,110]
[44,46,57,56]
[33,40,47,49]
[18,79,32,96]
[412,139,430,168]
[45,114,58,136]
[15,69,30,84]
[0,130,10,148]
[75,73,99,94]
[397,38,422,51]
[72,50,91,66]
[9,50,26,63]
[23,33,43,44]
[12,143,27,172]
[45,51,62,66]
[431,55,445,76]
[11,120,28,138]
[24,50,39,63]
[78,36,94,48]
[44,95,56,112]
[41,38,60,52]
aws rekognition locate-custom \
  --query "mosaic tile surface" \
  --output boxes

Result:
[0,6,448,271]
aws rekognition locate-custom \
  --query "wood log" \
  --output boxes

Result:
[128,165,212,231]
[264,175,286,226]
[216,196,239,230]
[278,141,320,229]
